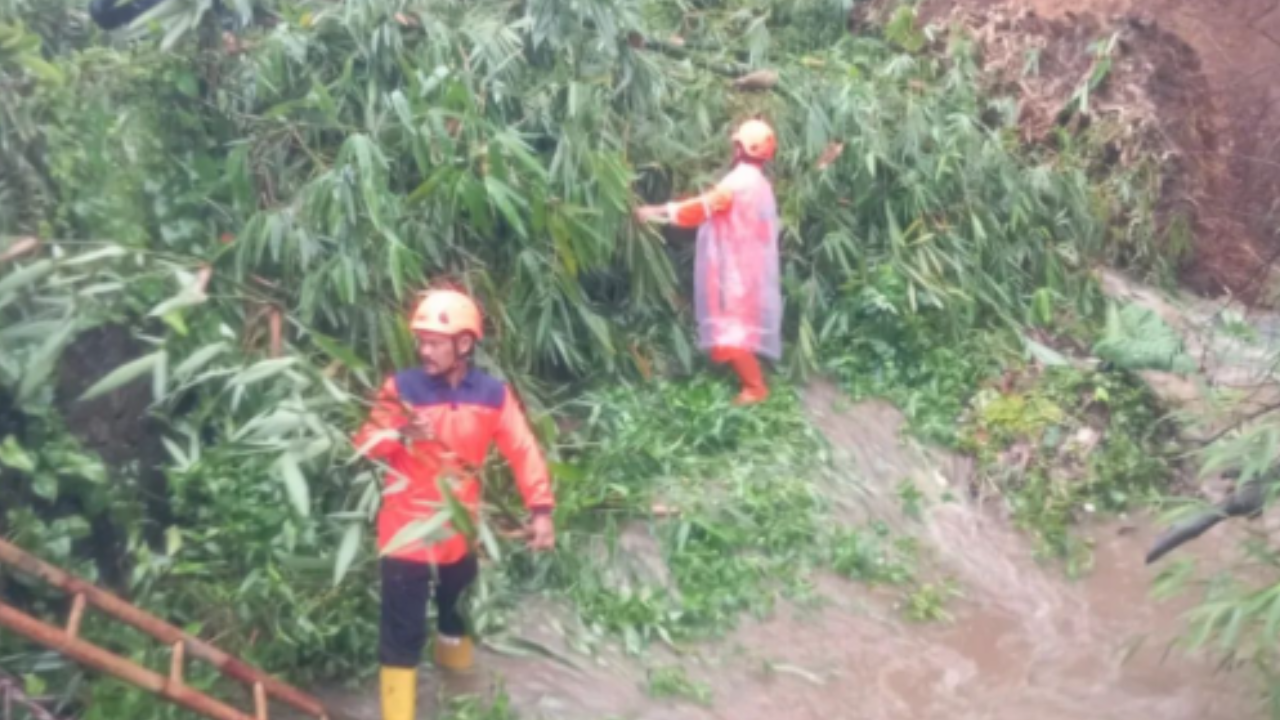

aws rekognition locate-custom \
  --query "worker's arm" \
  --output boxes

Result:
[352,377,410,460]
[492,387,555,513]
[636,186,733,228]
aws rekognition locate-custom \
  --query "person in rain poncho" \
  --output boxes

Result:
[635,119,783,405]
[353,288,555,720]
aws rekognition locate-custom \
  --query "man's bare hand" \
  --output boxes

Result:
[527,514,555,551]
[634,205,667,224]
[400,414,435,443]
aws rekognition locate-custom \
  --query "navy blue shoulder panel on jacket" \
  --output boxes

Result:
[394,367,507,409]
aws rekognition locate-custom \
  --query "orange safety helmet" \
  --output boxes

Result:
[733,119,777,161]
[410,289,484,340]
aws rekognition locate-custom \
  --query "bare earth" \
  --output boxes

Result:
[1036,0,1280,299]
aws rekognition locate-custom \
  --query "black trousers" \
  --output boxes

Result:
[379,555,478,668]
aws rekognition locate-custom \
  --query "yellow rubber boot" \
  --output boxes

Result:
[433,635,475,672]
[380,666,417,720]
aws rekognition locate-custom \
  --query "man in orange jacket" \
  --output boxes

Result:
[635,119,783,405]
[353,288,555,720]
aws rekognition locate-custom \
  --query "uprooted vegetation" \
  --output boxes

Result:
[0,0,1257,716]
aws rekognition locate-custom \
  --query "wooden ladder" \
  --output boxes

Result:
[0,539,329,720]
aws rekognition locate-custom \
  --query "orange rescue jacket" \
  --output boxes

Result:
[354,366,554,564]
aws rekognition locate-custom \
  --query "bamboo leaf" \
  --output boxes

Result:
[232,357,299,386]
[162,437,190,469]
[333,523,363,586]
[439,478,476,540]
[151,350,169,401]
[160,12,193,51]
[79,351,164,402]
[1219,606,1245,653]
[380,511,454,557]
[485,176,528,239]
[277,452,312,518]
[234,408,308,442]
[344,134,388,231]
[148,288,207,318]
[350,429,401,462]
[1262,587,1280,645]
[165,526,183,556]
[173,342,228,381]
[0,436,36,473]
[311,332,371,371]
[477,517,502,563]
[16,321,75,403]
[62,246,128,266]
[550,461,585,484]
[0,259,55,297]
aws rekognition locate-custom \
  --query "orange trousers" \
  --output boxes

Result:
[709,346,768,404]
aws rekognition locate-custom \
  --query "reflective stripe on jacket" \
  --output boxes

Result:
[353,366,553,564]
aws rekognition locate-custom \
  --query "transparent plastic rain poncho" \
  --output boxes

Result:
[693,163,783,361]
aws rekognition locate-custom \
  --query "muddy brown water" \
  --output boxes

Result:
[309,384,1265,720]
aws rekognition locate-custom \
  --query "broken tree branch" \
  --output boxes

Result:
[1145,478,1266,564]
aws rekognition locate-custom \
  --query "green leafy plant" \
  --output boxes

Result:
[961,365,1172,573]
[1094,302,1197,373]
[437,688,521,720]
[897,478,927,521]
[901,580,960,623]
[646,664,714,706]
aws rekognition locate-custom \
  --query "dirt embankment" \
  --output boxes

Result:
[886,0,1280,303]
[1140,0,1280,300]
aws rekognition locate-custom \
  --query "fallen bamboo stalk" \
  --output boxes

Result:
[0,603,253,720]
[0,539,326,720]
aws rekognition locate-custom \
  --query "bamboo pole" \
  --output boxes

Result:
[65,593,86,639]
[0,539,327,720]
[0,603,254,720]
[170,641,186,687]
[253,683,268,720]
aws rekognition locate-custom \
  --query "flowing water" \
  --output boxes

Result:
[313,381,1265,720]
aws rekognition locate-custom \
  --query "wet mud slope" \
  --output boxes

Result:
[310,384,1262,720]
